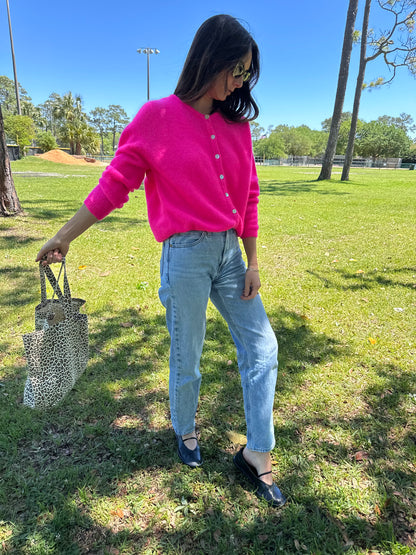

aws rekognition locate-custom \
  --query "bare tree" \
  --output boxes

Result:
[0,105,22,216]
[341,0,416,181]
[318,0,360,180]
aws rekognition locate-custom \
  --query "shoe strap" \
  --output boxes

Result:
[182,436,197,442]
[257,470,272,478]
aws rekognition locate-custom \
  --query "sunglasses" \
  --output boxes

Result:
[231,61,251,82]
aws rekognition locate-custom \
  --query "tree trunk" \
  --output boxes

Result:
[317,0,359,180]
[341,0,371,181]
[0,105,23,216]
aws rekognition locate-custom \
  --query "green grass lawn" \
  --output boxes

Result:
[1,159,415,554]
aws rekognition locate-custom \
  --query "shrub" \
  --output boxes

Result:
[36,130,58,152]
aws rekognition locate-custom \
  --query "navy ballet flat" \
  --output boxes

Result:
[176,435,203,468]
[233,447,286,508]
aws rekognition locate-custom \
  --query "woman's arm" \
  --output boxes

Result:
[241,236,261,300]
[35,204,98,265]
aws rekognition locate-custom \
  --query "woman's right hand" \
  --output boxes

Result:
[35,204,98,266]
[36,236,70,266]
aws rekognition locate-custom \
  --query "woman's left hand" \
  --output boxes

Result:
[241,268,261,300]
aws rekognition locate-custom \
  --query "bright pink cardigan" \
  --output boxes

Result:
[84,94,259,242]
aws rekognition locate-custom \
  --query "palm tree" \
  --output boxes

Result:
[341,0,416,181]
[317,0,359,180]
[53,92,87,154]
[39,93,61,135]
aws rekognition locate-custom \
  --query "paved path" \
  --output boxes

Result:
[13,172,87,177]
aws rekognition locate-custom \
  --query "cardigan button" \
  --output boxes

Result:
[232,209,237,214]
[220,174,224,179]
[215,154,220,159]
[211,134,215,139]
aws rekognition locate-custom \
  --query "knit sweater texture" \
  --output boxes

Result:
[84,94,259,242]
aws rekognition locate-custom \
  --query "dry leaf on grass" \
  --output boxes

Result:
[110,508,125,519]
[226,431,247,444]
[354,451,369,461]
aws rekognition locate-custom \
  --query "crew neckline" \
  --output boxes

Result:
[172,94,219,119]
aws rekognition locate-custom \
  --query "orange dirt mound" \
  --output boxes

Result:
[39,149,103,165]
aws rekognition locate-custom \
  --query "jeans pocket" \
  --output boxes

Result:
[169,231,207,248]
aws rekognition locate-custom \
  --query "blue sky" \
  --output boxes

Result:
[1,0,415,132]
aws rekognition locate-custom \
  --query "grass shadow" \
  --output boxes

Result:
[1,302,414,552]
[0,266,38,309]
[307,266,416,291]
[260,179,350,196]
[10,199,148,228]
[8,199,88,221]
[0,235,40,251]
[0,302,349,553]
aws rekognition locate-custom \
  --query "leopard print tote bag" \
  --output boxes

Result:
[22,259,89,409]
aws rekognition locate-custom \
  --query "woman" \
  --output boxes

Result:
[36,14,286,508]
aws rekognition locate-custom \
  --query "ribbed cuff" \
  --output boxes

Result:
[84,187,115,220]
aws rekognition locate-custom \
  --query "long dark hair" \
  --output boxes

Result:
[174,14,260,122]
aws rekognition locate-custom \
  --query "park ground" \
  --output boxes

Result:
[0,160,415,554]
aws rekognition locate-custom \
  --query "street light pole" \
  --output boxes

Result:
[146,50,150,101]
[6,0,21,115]
[137,48,160,101]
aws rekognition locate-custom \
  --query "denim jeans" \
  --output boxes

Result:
[158,229,278,452]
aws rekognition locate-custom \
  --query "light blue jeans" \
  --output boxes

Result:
[158,229,278,452]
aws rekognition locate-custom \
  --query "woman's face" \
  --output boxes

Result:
[206,50,252,102]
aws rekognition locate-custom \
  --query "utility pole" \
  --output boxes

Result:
[6,0,21,115]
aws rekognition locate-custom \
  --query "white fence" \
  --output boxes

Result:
[255,155,404,169]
